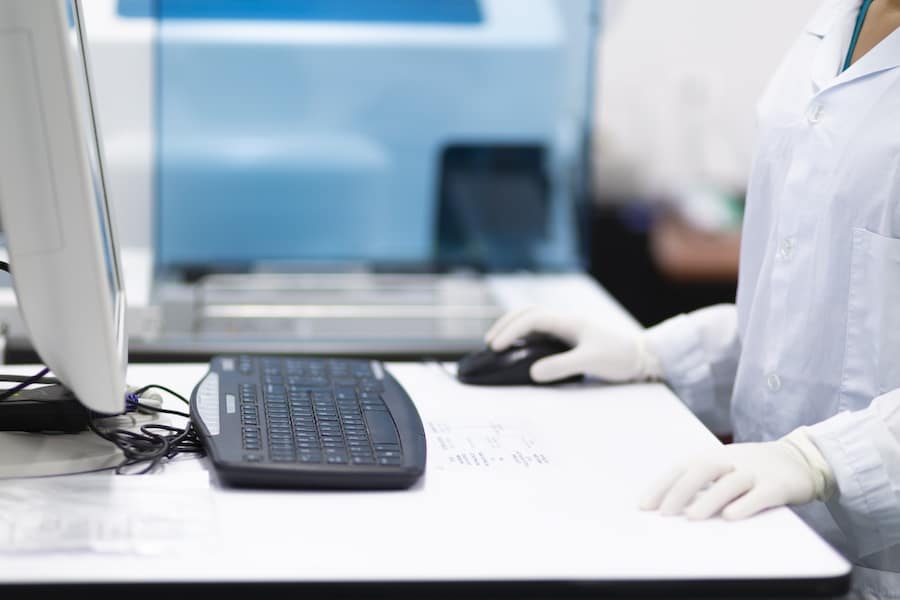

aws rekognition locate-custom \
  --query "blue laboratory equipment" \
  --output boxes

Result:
[118,0,599,275]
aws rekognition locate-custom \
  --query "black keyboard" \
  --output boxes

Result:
[190,355,427,489]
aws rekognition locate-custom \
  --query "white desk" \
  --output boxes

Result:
[0,361,851,598]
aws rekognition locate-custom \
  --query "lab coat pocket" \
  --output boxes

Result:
[842,228,900,406]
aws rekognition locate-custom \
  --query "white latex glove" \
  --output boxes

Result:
[483,305,663,383]
[639,427,837,520]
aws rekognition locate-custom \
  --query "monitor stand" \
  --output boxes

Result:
[0,431,122,478]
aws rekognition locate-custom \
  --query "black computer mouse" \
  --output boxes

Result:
[456,332,583,386]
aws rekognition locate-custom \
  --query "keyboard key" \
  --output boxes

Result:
[364,410,400,445]
[374,443,401,452]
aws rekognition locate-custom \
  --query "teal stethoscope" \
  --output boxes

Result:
[842,0,874,72]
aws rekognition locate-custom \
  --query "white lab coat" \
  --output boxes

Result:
[644,1,900,597]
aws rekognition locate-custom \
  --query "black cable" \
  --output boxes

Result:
[0,259,202,471]
[131,384,189,405]
[0,261,49,399]
[133,400,190,419]
[90,417,204,475]
[0,359,204,473]
[89,418,204,475]
[0,367,51,401]
[0,374,60,385]
[90,385,203,474]
[0,366,201,472]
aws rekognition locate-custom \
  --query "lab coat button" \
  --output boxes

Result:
[766,373,782,392]
[807,104,825,124]
[777,237,795,260]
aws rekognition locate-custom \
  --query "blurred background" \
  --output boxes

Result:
[0,0,825,360]
[591,0,819,326]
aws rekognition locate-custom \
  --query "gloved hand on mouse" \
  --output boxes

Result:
[485,305,838,520]
[484,305,663,384]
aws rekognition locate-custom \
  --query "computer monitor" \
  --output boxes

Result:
[0,0,128,475]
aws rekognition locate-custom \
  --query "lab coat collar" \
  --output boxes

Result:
[834,27,900,88]
[805,0,900,93]
[804,0,856,38]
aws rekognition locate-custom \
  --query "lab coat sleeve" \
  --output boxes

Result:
[643,303,740,435]
[806,389,900,557]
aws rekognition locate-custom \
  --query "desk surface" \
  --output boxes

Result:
[0,265,851,596]
[0,361,851,598]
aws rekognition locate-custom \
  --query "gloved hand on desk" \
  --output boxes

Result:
[485,306,838,521]
[484,305,663,384]
[639,427,837,520]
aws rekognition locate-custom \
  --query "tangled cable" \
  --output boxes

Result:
[88,384,205,474]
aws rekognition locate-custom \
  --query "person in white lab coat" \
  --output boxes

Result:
[485,0,900,597]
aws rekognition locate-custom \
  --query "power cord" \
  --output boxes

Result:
[0,372,59,385]
[0,260,205,472]
[0,260,205,475]
[89,384,205,475]
[0,367,204,474]
[0,367,54,401]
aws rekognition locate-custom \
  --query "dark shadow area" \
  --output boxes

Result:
[587,203,738,328]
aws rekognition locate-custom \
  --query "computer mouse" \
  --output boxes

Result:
[456,332,583,386]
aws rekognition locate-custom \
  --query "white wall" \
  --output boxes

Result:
[592,0,822,204]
